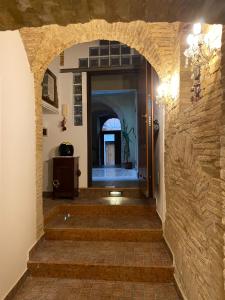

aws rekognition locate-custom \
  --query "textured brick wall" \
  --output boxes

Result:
[2,0,225,30]
[220,26,225,297]
[164,26,225,300]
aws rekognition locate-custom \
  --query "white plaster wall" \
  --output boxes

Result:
[0,31,36,299]
[43,72,88,190]
[62,41,99,69]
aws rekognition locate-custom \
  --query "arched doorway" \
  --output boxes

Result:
[20,20,170,236]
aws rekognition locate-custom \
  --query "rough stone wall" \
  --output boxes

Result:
[1,0,225,30]
[220,26,225,297]
[164,27,225,300]
[19,20,180,238]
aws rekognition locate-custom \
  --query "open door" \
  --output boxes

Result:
[137,61,155,198]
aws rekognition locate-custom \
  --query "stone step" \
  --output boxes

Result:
[28,240,173,283]
[61,204,156,216]
[45,228,163,242]
[45,203,157,226]
[12,277,181,299]
[79,187,145,199]
[45,213,163,242]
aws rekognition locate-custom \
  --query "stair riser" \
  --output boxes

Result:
[79,188,143,199]
[28,263,174,283]
[44,229,163,242]
[58,205,157,217]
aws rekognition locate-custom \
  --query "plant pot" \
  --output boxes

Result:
[124,162,132,169]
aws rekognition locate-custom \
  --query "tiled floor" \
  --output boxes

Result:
[92,167,138,181]
[13,277,181,300]
[46,214,162,229]
[30,240,172,267]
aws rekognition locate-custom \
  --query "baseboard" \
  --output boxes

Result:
[4,270,28,300]
[43,191,53,198]
[174,273,187,300]
[163,234,187,300]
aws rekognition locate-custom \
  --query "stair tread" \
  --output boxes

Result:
[30,240,172,267]
[46,214,162,230]
[13,277,181,300]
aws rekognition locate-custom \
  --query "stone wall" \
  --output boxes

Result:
[1,0,225,30]
[164,26,225,300]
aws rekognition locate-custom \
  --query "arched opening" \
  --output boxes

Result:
[101,118,122,167]
[41,37,161,196]
[102,118,121,131]
[22,21,169,241]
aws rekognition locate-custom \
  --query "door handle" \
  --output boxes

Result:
[53,179,60,189]
[141,114,147,118]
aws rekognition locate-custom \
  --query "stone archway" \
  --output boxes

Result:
[20,20,180,237]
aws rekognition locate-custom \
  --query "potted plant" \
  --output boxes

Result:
[121,119,136,169]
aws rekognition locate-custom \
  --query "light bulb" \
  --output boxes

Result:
[193,23,202,35]
[187,34,194,46]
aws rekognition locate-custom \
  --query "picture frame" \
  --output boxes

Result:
[42,68,58,108]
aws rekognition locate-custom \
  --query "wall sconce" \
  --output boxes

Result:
[184,23,222,102]
[61,104,68,131]
[184,23,222,68]
[156,74,179,106]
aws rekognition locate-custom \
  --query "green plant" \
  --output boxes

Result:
[121,119,136,163]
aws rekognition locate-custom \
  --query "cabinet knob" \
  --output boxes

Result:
[77,169,81,177]
[53,179,60,188]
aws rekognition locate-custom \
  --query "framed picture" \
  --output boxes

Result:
[42,69,58,108]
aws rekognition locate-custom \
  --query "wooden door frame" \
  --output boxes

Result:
[87,69,139,187]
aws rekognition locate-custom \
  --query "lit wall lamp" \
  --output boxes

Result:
[61,104,68,131]
[184,23,222,102]
[156,74,179,106]
[184,23,222,68]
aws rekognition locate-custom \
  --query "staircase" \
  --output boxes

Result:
[13,196,182,299]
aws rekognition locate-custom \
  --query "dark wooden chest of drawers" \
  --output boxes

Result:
[53,157,79,199]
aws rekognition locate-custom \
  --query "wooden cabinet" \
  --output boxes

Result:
[53,157,79,199]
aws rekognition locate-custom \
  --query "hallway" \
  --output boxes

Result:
[11,196,181,299]
[1,3,225,300]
